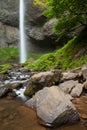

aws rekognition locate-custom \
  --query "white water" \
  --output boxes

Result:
[19,0,27,63]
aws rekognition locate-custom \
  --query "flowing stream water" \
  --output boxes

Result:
[19,0,27,63]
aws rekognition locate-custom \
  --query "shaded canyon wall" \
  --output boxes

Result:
[0,0,60,53]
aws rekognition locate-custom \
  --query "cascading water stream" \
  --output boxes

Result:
[19,0,27,63]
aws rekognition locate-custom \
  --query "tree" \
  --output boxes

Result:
[44,0,87,35]
[34,0,87,42]
[34,0,47,7]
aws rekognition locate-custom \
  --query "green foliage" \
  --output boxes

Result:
[69,55,87,69]
[31,53,56,70]
[0,64,12,74]
[34,0,87,43]
[22,61,33,68]
[24,36,87,70]
[34,0,47,7]
[25,1,87,70]
[28,53,43,60]
[0,47,44,65]
[24,53,56,70]
[44,0,87,34]
[0,48,19,64]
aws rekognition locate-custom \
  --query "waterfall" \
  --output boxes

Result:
[19,0,27,63]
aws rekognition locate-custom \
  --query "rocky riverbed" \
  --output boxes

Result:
[0,96,87,130]
[0,64,87,130]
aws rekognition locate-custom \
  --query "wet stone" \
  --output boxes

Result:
[0,87,12,98]
[12,83,23,90]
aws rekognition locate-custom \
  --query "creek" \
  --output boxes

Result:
[0,66,87,130]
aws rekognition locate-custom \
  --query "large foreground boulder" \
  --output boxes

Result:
[25,86,79,127]
[24,69,62,97]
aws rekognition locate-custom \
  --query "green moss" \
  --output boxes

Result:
[24,85,41,97]
[0,48,19,64]
[69,55,87,69]
[0,64,12,74]
[24,86,35,97]
[28,53,43,60]
[31,53,56,70]
[24,36,87,71]
[0,48,43,65]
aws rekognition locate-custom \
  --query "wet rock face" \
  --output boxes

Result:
[0,0,46,27]
[0,22,19,47]
[28,18,58,53]
[0,0,19,27]
[0,0,58,52]
[0,0,19,47]
[26,1,58,52]
[26,0,46,25]
[29,18,58,41]
[0,0,84,52]
[25,86,79,127]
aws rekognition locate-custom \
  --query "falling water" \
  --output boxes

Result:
[19,0,27,63]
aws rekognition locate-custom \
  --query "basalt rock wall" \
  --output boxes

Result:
[0,0,61,52]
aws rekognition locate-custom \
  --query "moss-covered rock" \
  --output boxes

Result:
[24,36,87,71]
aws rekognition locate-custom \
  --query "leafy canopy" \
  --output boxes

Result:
[44,0,87,33]
[34,0,87,35]
[34,0,47,7]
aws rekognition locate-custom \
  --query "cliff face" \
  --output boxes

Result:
[0,22,19,47]
[0,0,58,52]
[0,0,19,47]
[0,0,19,27]
[0,0,45,27]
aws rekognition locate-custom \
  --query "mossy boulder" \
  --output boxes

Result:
[24,69,62,97]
